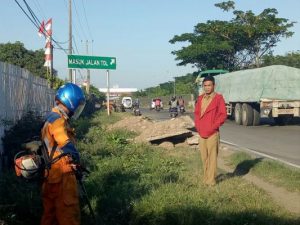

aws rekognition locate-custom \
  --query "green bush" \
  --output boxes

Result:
[0,172,42,225]
[1,111,44,168]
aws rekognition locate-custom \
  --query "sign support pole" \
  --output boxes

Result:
[106,70,110,116]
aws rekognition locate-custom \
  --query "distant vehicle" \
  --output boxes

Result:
[122,97,133,109]
[194,69,228,98]
[195,66,300,126]
[150,98,163,110]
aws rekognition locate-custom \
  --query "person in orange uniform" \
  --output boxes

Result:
[194,76,227,186]
[41,83,86,225]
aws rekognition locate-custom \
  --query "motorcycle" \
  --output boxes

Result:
[169,107,178,118]
[155,105,161,112]
[179,106,185,114]
[133,106,141,116]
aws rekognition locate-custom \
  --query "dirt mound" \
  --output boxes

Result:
[110,115,196,145]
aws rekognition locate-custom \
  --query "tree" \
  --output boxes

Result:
[0,41,64,89]
[170,1,294,71]
[134,72,198,98]
[262,51,300,68]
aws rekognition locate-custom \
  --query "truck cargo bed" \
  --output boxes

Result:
[215,65,300,103]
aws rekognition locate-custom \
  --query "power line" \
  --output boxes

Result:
[24,0,69,45]
[22,0,40,28]
[81,0,93,40]
[73,35,80,54]
[14,0,68,54]
[73,0,88,40]
[32,0,46,20]
[62,0,84,42]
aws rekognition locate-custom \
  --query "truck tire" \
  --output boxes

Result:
[252,105,260,126]
[242,103,253,126]
[234,103,242,125]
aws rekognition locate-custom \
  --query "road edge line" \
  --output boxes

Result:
[220,139,300,169]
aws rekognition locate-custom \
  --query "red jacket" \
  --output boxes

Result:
[194,93,227,138]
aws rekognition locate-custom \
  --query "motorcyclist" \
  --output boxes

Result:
[134,98,140,108]
[169,96,178,110]
[178,96,185,112]
[155,98,161,109]
[40,83,86,225]
[132,98,141,115]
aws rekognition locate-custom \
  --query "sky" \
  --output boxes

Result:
[1,0,300,90]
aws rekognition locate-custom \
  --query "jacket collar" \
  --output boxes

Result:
[199,93,219,118]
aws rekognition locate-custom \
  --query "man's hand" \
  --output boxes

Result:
[71,163,90,180]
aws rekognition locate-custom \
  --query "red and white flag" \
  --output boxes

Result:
[37,18,53,68]
[44,18,52,37]
[38,20,45,37]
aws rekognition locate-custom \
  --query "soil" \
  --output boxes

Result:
[218,146,300,215]
[110,115,194,144]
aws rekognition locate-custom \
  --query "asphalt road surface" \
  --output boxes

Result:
[140,108,300,167]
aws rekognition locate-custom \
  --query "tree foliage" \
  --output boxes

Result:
[262,51,300,68]
[134,73,197,98]
[0,41,64,89]
[170,1,295,71]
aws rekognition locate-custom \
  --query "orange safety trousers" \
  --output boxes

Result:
[41,174,80,225]
[40,151,80,225]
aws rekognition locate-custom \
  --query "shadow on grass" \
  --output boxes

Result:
[82,169,152,225]
[131,205,300,225]
[80,157,300,225]
[216,158,263,183]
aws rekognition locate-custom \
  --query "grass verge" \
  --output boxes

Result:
[226,151,300,192]
[1,112,299,225]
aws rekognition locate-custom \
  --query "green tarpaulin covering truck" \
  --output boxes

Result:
[195,65,300,126]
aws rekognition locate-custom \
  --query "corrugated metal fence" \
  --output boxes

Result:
[0,61,55,162]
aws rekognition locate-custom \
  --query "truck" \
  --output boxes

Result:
[195,65,300,126]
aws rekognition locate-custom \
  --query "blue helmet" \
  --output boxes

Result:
[55,83,86,119]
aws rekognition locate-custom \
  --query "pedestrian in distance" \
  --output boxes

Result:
[40,83,86,225]
[194,76,227,186]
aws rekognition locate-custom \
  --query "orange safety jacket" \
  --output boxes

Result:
[41,107,79,183]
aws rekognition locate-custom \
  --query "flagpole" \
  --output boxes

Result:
[50,36,53,88]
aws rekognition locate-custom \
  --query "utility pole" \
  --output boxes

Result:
[173,77,176,97]
[68,0,73,82]
[106,70,110,116]
[86,40,90,95]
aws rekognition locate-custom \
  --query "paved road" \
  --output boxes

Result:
[140,108,300,167]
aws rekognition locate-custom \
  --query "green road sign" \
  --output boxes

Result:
[68,55,116,70]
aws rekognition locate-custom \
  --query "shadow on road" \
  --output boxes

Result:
[261,117,300,126]
[216,158,263,183]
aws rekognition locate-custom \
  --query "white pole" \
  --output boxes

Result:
[106,70,110,116]
[72,69,76,84]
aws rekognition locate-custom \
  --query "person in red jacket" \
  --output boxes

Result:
[194,76,227,186]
